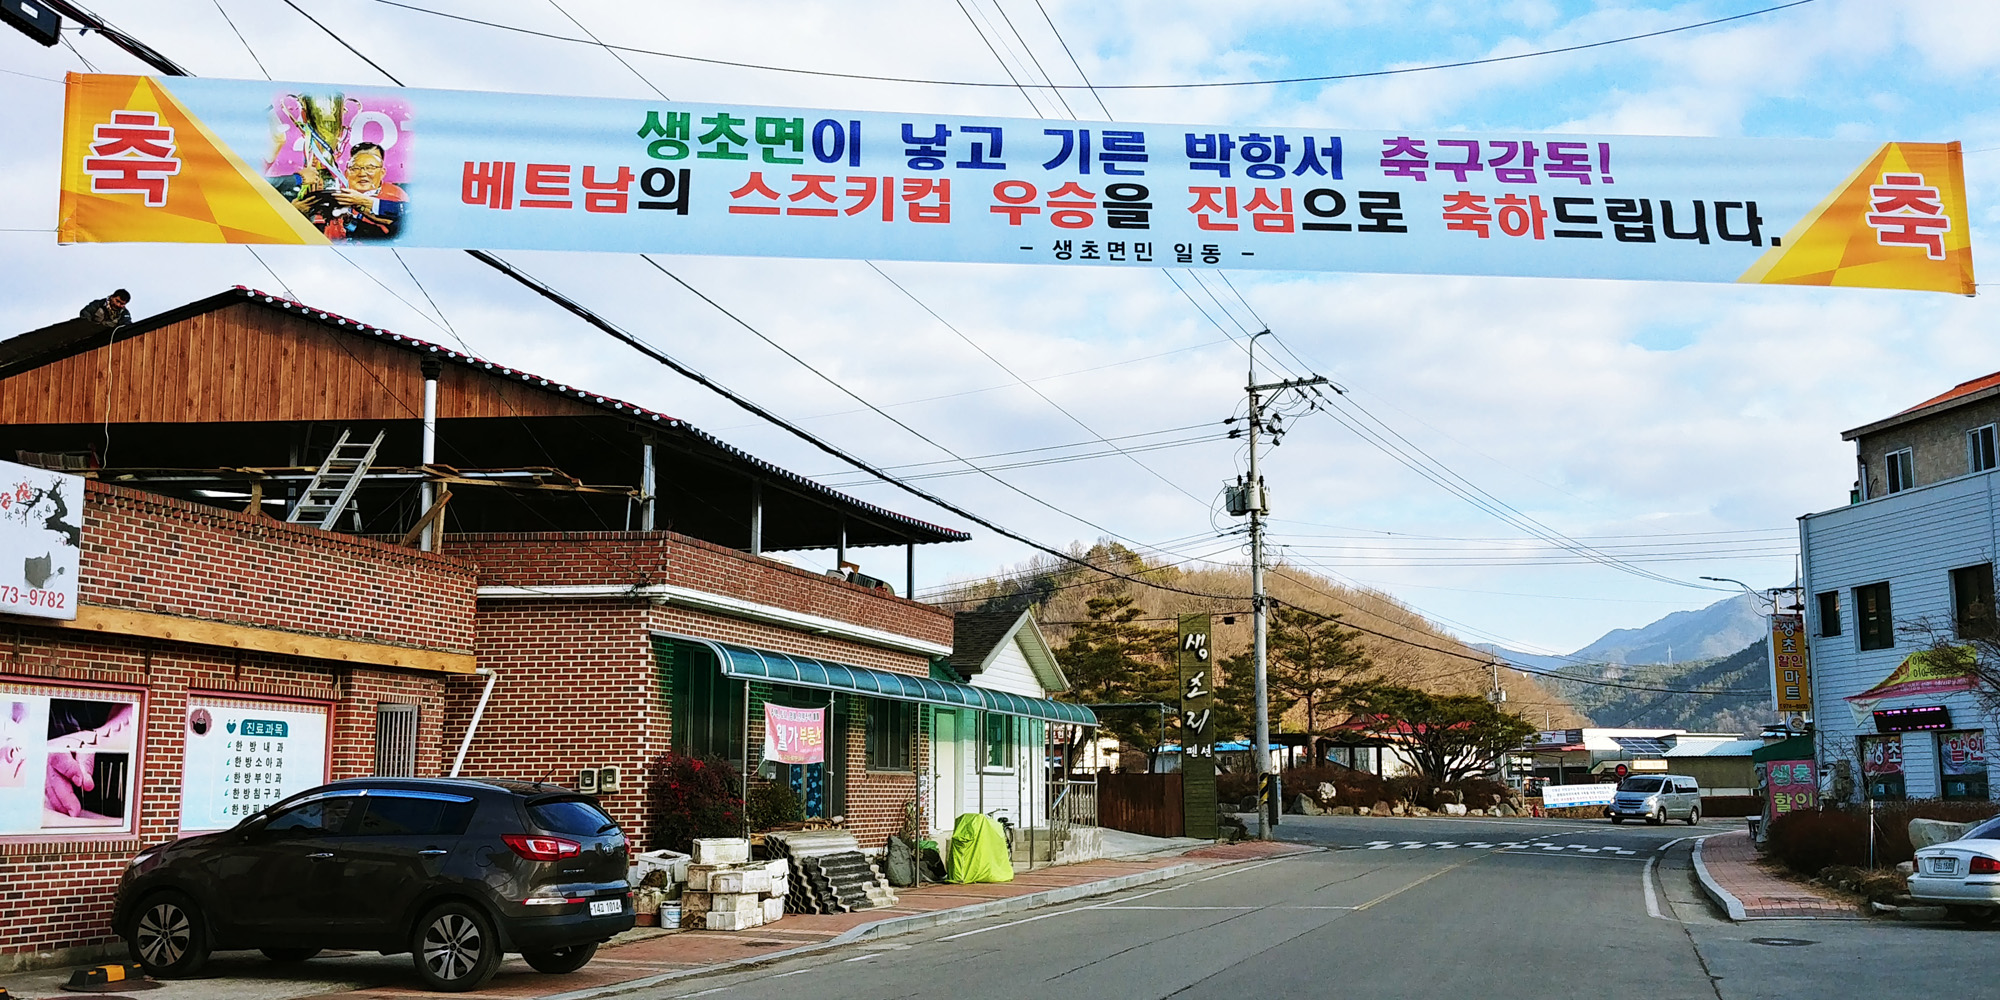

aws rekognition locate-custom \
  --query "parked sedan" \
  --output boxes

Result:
[1909,815,2000,924]
[115,777,633,992]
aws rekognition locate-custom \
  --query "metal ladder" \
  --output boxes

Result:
[286,428,385,529]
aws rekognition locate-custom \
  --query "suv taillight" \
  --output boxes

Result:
[1969,856,2000,875]
[503,834,582,861]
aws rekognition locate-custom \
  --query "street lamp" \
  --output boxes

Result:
[1700,575,1774,608]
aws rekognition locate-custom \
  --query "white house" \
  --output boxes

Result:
[926,608,1078,837]
[1801,371,1998,803]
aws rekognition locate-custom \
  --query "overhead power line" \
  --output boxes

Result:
[365,0,1817,91]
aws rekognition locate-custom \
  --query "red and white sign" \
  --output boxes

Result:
[763,704,825,765]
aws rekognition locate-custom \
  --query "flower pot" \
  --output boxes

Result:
[635,911,657,926]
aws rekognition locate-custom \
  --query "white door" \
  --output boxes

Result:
[932,709,959,834]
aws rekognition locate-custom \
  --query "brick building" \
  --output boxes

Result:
[0,289,1091,966]
[1,480,473,969]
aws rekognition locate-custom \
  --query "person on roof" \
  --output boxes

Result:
[79,289,131,328]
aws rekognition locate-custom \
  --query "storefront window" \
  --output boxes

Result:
[1939,730,1989,800]
[182,695,330,831]
[1859,734,1906,800]
[1,681,141,838]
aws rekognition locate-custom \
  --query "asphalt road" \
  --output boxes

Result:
[622,814,1997,1000]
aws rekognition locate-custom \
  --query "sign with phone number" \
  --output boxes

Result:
[59,74,1973,294]
[0,459,82,622]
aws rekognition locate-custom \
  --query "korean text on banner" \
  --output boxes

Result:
[763,704,825,765]
[1769,613,1812,715]
[58,73,1974,294]
[1540,783,1617,809]
[0,459,83,622]
[179,697,329,831]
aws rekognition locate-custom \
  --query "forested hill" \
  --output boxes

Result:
[929,543,1587,731]
[1543,639,1774,735]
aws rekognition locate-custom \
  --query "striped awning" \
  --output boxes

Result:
[696,639,1095,725]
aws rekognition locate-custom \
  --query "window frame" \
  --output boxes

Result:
[1854,581,1894,651]
[864,698,913,772]
[1886,448,1915,493]
[1951,563,1996,640]
[982,711,1016,772]
[1970,424,1998,474]
[1815,590,1842,638]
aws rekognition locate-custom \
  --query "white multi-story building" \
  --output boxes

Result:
[1801,371,1998,803]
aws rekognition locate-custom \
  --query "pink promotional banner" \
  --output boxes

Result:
[763,704,825,765]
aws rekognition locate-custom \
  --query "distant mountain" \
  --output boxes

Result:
[1469,643,1573,674]
[1472,592,1780,733]
[1542,640,1774,735]
[1569,593,1767,666]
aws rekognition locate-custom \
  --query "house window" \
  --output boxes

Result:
[865,699,912,771]
[1855,582,1894,651]
[1971,425,1998,474]
[1886,449,1914,493]
[1816,591,1842,638]
[983,712,1015,770]
[1952,564,1996,639]
[1939,731,1988,801]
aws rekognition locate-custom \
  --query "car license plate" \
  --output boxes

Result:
[1925,857,1956,875]
[589,898,622,916]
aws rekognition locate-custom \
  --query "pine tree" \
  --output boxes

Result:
[1058,594,1178,769]
[1267,604,1377,756]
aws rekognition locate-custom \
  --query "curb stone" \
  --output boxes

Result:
[1691,836,1749,921]
[538,855,1279,1000]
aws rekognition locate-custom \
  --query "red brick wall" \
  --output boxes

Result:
[81,481,477,652]
[445,599,660,844]
[0,628,445,963]
[1,483,465,965]
[451,530,952,653]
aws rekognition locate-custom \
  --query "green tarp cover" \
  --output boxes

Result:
[945,812,1014,884]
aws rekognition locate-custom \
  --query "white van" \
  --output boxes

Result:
[1608,774,1702,825]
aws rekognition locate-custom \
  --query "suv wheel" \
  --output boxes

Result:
[412,901,501,992]
[1647,807,1665,826]
[523,941,598,975]
[129,891,212,978]
[1686,806,1701,826]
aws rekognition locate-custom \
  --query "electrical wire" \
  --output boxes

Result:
[363,0,1818,92]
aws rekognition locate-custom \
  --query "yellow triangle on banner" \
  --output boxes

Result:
[1739,141,1975,295]
[60,74,328,246]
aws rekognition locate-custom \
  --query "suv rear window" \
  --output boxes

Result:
[529,797,617,836]
[1618,777,1664,792]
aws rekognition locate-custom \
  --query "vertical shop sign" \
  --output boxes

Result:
[1769,612,1812,714]
[1179,613,1217,840]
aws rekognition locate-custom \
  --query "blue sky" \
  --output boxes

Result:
[3,0,1998,657]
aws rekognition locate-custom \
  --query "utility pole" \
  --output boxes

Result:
[1231,330,1326,840]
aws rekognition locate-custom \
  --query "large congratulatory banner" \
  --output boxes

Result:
[60,74,1973,293]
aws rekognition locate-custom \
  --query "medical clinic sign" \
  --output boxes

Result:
[58,74,1972,293]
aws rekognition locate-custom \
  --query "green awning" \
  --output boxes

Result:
[694,638,1096,726]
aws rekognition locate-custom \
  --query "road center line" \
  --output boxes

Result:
[1355,860,1470,910]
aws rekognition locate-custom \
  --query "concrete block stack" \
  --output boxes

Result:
[678,839,792,931]
[764,830,899,914]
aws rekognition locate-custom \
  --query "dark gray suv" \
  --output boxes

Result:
[114,777,633,992]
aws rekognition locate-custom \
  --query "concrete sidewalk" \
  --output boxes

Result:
[1692,830,1858,921]
[1,841,1309,1000]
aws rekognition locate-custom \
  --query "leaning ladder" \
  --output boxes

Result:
[285,428,385,530]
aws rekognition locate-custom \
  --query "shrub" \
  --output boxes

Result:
[1216,770,1256,806]
[747,780,805,831]
[1766,799,2000,875]
[647,751,743,853]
